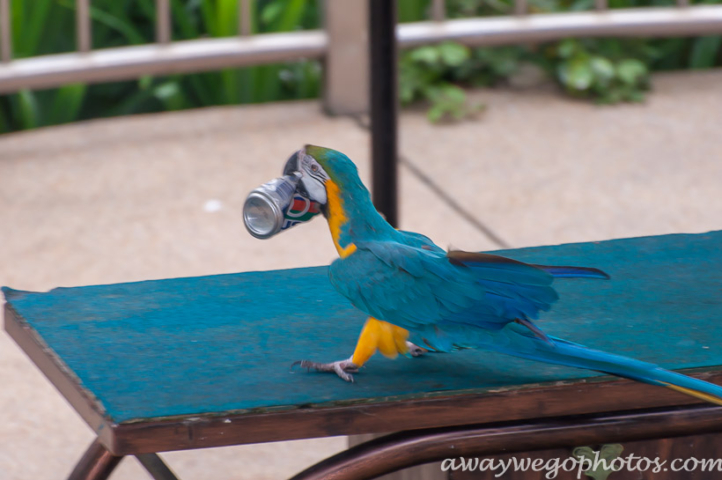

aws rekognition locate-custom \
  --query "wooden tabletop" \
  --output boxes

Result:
[4,231,722,455]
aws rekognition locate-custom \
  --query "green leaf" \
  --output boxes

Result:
[261,2,283,27]
[18,0,53,56]
[424,84,467,122]
[17,90,40,130]
[200,0,217,35]
[616,59,647,85]
[153,81,186,111]
[135,0,156,21]
[0,108,9,134]
[154,82,180,100]
[689,36,722,70]
[427,103,446,123]
[557,39,579,59]
[187,74,218,106]
[398,0,430,23]
[399,80,416,104]
[217,0,239,36]
[48,83,86,125]
[108,86,158,116]
[410,46,441,65]
[573,444,624,480]
[558,57,594,91]
[139,76,154,91]
[57,1,148,45]
[569,0,595,11]
[275,0,307,32]
[171,0,200,38]
[438,42,470,67]
[599,444,624,460]
[436,84,466,104]
[221,69,241,105]
[590,56,615,82]
[490,56,518,77]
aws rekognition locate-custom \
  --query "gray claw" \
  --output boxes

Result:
[292,357,359,382]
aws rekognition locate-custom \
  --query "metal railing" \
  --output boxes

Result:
[0,0,721,112]
[0,0,327,96]
[399,5,722,47]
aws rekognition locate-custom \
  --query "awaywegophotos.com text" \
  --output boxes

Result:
[441,452,722,479]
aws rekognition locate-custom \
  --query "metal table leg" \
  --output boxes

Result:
[67,438,123,480]
[136,453,180,480]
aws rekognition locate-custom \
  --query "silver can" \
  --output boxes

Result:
[243,173,300,239]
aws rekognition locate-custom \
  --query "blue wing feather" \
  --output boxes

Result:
[329,241,557,333]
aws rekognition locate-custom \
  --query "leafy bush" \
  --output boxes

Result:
[552,39,651,103]
[401,42,483,121]
[1,0,721,132]
[399,0,722,120]
[0,0,322,133]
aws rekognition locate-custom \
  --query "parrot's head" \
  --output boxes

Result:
[284,145,362,211]
[243,145,368,240]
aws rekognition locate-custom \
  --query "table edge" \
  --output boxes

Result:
[4,302,117,447]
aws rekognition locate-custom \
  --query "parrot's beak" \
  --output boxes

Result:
[283,149,303,177]
[282,148,313,202]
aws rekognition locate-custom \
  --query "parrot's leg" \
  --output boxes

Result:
[293,317,415,382]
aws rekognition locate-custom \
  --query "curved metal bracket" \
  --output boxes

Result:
[290,405,722,480]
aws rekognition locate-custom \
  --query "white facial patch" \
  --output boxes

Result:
[299,153,329,205]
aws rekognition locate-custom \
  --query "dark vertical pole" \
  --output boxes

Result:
[369,0,399,227]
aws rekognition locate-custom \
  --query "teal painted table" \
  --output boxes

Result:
[5,232,722,480]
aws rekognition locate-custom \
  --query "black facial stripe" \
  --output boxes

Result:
[308,171,326,183]
[296,180,310,198]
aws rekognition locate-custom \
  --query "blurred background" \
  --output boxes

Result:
[1,0,722,132]
[1,0,721,479]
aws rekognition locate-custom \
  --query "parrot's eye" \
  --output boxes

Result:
[311,164,319,173]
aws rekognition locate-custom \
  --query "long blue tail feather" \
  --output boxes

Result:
[433,323,722,406]
[534,264,610,279]
[501,329,722,405]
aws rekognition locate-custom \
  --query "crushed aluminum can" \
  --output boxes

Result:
[243,172,323,239]
[282,193,322,230]
[243,173,301,239]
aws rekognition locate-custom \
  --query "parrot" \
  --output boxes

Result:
[278,144,722,406]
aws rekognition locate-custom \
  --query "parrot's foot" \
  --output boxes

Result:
[292,357,360,382]
[406,341,428,357]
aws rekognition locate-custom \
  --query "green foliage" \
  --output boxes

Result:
[398,0,433,22]
[400,42,472,121]
[400,42,530,121]
[573,444,624,480]
[552,39,650,103]
[1,0,721,132]
[689,35,722,69]
[0,0,322,133]
[399,0,722,121]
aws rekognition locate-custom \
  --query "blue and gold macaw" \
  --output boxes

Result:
[278,145,722,405]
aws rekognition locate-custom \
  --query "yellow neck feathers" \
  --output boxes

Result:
[325,179,357,259]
